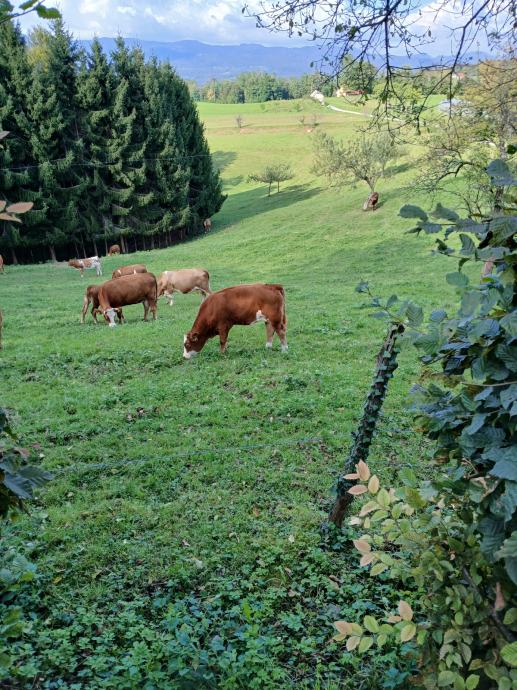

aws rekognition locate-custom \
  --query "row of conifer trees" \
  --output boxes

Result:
[0,20,225,264]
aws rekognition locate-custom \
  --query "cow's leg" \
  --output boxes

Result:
[219,324,230,353]
[273,320,288,353]
[143,300,149,321]
[117,309,125,324]
[81,296,90,324]
[265,321,275,349]
[149,299,157,321]
[80,268,84,277]
[164,290,174,306]
[91,307,99,323]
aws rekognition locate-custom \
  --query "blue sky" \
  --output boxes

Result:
[19,0,493,55]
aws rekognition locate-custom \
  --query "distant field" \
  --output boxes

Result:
[1,97,468,689]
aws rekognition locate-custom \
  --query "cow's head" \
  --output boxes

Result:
[104,308,117,327]
[183,331,204,359]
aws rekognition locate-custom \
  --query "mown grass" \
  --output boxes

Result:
[1,97,470,689]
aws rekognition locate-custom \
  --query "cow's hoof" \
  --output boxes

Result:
[281,345,289,353]
[265,342,273,349]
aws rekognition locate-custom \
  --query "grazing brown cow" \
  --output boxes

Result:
[81,284,124,324]
[203,218,212,233]
[68,256,102,277]
[112,264,147,280]
[0,254,4,274]
[97,272,158,326]
[183,283,287,359]
[108,244,121,256]
[363,191,379,211]
[157,269,211,306]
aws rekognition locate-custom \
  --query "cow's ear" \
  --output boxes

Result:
[191,332,198,342]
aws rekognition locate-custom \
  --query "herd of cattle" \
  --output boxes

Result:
[68,247,288,359]
[0,239,288,357]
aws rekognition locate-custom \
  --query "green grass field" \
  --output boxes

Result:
[1,98,467,689]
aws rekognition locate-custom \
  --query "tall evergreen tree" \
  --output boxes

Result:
[26,20,85,260]
[167,72,225,233]
[76,38,115,255]
[0,20,39,263]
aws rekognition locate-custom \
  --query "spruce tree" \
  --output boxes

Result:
[140,59,190,247]
[26,20,85,260]
[160,64,225,236]
[0,20,40,263]
[76,38,115,255]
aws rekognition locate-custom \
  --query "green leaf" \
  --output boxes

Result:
[363,616,379,633]
[465,676,479,690]
[503,608,517,626]
[446,272,469,288]
[459,234,476,255]
[487,159,516,186]
[19,0,40,9]
[500,312,517,338]
[358,635,374,653]
[35,5,61,18]
[500,641,517,667]
[399,204,428,221]
[400,622,416,642]
[438,670,458,686]
[491,460,517,481]
[432,203,460,221]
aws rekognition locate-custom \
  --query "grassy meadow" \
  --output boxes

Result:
[1,98,469,689]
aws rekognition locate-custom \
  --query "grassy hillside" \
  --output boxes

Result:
[1,98,467,689]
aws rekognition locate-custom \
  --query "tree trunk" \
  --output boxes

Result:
[150,235,155,250]
[49,245,57,262]
[93,239,99,256]
[10,247,18,265]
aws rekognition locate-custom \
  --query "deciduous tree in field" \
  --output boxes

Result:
[311,130,399,206]
[248,163,294,195]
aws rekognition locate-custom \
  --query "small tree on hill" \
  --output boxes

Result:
[248,163,294,195]
[311,130,399,207]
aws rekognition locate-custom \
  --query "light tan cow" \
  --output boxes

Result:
[157,269,211,307]
[203,218,212,233]
[108,244,121,256]
[68,256,102,277]
[0,254,4,274]
[112,264,147,279]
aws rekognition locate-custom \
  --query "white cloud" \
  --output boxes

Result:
[18,0,491,53]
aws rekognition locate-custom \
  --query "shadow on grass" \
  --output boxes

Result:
[216,183,323,227]
[212,150,238,173]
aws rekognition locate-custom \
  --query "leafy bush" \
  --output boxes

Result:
[333,157,516,688]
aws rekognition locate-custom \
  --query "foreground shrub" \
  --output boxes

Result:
[333,157,516,688]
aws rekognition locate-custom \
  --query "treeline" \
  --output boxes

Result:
[0,20,225,264]
[189,72,338,104]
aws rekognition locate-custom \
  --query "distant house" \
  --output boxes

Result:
[310,90,325,104]
[336,87,364,97]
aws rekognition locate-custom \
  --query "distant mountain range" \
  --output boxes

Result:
[79,38,490,84]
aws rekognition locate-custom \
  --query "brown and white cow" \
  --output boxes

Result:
[112,264,147,280]
[97,272,158,327]
[183,283,287,358]
[157,269,211,306]
[203,218,212,233]
[363,191,379,211]
[81,284,124,324]
[68,256,102,277]
[0,254,4,274]
[108,244,121,256]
